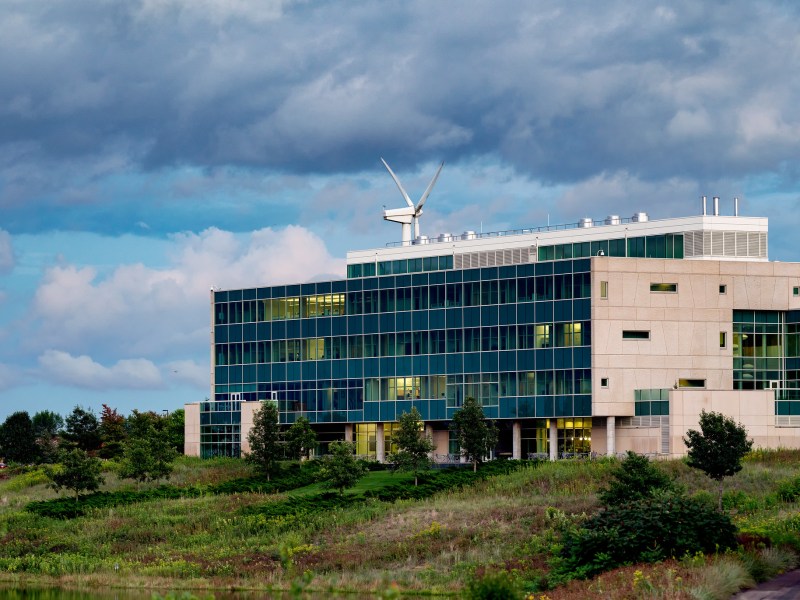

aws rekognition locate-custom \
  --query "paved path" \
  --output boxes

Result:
[732,570,800,599]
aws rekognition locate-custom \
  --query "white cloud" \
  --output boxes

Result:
[38,350,163,390]
[27,226,345,362]
[165,359,208,389]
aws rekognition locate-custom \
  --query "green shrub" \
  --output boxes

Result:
[555,492,738,580]
[597,451,675,506]
[690,559,754,600]
[465,570,520,600]
[740,547,797,583]
[777,476,800,502]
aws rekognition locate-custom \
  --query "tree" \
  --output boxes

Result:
[684,410,754,511]
[164,409,185,454]
[117,418,178,488]
[285,416,317,460]
[450,397,498,472]
[32,410,64,464]
[318,441,367,495]
[598,451,675,506]
[246,401,282,480]
[0,411,39,464]
[46,448,104,511]
[388,407,434,485]
[99,404,127,459]
[63,406,101,452]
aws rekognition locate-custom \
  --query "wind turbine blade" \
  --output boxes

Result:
[415,162,444,212]
[381,158,414,208]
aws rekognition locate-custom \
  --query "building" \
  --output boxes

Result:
[185,197,800,460]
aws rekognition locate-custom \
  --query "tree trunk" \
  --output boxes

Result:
[718,479,724,512]
[473,460,477,472]
[414,474,418,486]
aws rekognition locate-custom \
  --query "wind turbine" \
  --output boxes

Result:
[382,158,444,245]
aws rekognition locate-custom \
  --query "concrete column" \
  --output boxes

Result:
[606,416,616,457]
[512,421,522,460]
[424,423,435,460]
[549,419,558,461]
[376,422,385,463]
[344,423,353,443]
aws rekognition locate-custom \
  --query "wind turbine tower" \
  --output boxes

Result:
[382,158,444,245]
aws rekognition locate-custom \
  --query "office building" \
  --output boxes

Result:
[185,196,800,460]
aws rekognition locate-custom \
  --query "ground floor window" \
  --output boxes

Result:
[520,418,592,457]
[355,423,377,458]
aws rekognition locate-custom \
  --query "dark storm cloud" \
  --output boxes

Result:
[1,0,800,231]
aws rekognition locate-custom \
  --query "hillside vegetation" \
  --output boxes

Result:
[0,451,799,598]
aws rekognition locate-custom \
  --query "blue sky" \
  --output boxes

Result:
[2,0,800,421]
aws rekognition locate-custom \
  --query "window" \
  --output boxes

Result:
[622,330,650,340]
[719,284,727,294]
[678,378,706,388]
[650,283,678,293]
[794,287,800,297]
[720,332,727,348]
[600,281,608,299]
[600,378,609,388]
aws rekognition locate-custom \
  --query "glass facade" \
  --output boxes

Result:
[205,259,594,457]
[733,310,800,415]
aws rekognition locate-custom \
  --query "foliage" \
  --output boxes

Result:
[739,546,797,584]
[45,448,104,504]
[32,410,64,463]
[98,404,127,459]
[465,570,521,600]
[776,475,800,502]
[63,406,102,452]
[685,410,754,511]
[318,440,367,495]
[246,401,282,480]
[0,411,39,464]
[117,421,178,487]
[285,416,317,460]
[387,407,434,485]
[450,397,499,472]
[555,492,738,581]
[597,451,675,506]
[164,408,185,453]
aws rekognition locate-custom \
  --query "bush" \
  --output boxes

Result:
[465,570,520,600]
[597,451,675,506]
[556,492,738,580]
[777,476,800,502]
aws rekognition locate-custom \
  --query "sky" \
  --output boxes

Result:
[2,0,800,421]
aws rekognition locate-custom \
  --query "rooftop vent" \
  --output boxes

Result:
[631,212,649,223]
[413,235,429,245]
[604,215,621,225]
[438,233,453,242]
[461,231,476,240]
[579,218,593,228]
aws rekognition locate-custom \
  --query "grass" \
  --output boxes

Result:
[0,452,798,597]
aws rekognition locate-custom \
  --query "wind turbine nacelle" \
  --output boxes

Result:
[383,207,415,224]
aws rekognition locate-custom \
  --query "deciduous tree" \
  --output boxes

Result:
[63,406,101,453]
[318,441,367,495]
[0,411,38,464]
[388,407,434,485]
[118,421,178,488]
[46,448,104,511]
[450,397,498,472]
[246,401,282,480]
[684,410,753,511]
[285,416,317,460]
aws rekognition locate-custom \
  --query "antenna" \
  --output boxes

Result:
[381,159,444,244]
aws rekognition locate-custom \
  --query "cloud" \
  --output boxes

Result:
[0,230,13,273]
[26,225,345,361]
[164,359,208,389]
[38,350,163,390]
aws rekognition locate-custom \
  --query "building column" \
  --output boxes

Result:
[424,423,435,460]
[606,416,616,457]
[376,422,385,463]
[549,419,558,461]
[344,423,353,443]
[512,421,522,460]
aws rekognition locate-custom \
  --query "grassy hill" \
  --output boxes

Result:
[0,451,799,598]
